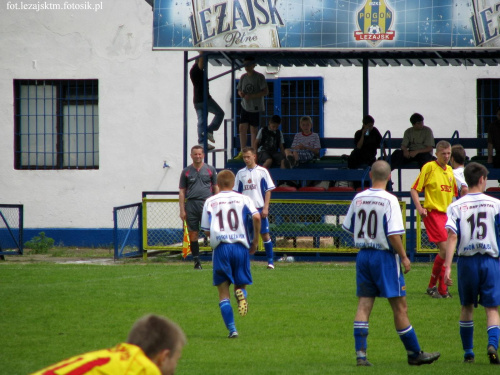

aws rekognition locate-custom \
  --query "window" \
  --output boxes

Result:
[477,79,500,155]
[233,77,324,150]
[14,79,99,169]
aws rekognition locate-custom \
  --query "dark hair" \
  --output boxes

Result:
[127,314,187,359]
[242,146,256,155]
[191,145,204,153]
[410,113,424,125]
[451,145,466,165]
[464,162,488,187]
[270,115,281,124]
[243,56,255,62]
[362,115,374,125]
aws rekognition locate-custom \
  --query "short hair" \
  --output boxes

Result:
[451,144,466,165]
[436,140,451,151]
[370,160,391,182]
[362,115,375,125]
[127,314,187,359]
[242,146,256,155]
[217,170,235,188]
[270,115,281,124]
[191,145,204,154]
[243,56,255,63]
[300,116,312,125]
[410,113,424,125]
[464,162,489,187]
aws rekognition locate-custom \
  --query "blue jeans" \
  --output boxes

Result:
[195,98,225,144]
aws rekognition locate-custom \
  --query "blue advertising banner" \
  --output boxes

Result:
[153,0,500,50]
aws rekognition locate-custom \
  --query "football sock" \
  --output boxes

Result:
[487,325,500,350]
[264,240,274,264]
[191,241,200,258]
[397,325,421,357]
[219,299,236,333]
[354,321,369,357]
[429,254,444,289]
[460,321,474,355]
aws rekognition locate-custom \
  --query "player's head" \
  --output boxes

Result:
[370,160,391,183]
[190,145,204,165]
[127,314,187,375]
[242,147,257,167]
[217,170,235,190]
[451,144,466,166]
[464,162,489,189]
[409,113,424,126]
[269,115,281,130]
[299,116,313,133]
[435,140,451,166]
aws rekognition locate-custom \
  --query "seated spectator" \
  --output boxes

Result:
[487,106,500,167]
[284,116,321,168]
[347,115,382,169]
[390,113,435,170]
[256,115,286,168]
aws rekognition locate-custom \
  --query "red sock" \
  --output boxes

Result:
[428,255,444,289]
[437,264,448,295]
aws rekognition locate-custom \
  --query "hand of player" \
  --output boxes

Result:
[249,242,257,255]
[401,256,411,274]
[419,208,428,218]
[261,208,268,219]
[444,266,453,286]
[179,212,186,221]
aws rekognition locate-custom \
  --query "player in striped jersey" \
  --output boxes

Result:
[343,160,440,367]
[233,147,276,268]
[201,170,261,338]
[444,162,500,364]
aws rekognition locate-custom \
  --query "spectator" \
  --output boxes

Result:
[347,115,382,169]
[450,144,468,197]
[256,115,286,168]
[390,113,435,170]
[284,116,321,168]
[487,106,500,167]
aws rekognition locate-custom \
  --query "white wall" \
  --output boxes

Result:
[1,0,499,229]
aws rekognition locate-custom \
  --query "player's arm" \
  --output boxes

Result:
[444,230,457,285]
[410,188,427,218]
[179,188,187,221]
[388,234,410,273]
[249,212,261,254]
[261,190,271,218]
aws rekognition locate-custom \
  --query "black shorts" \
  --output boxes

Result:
[240,108,260,127]
[258,151,283,166]
[185,199,205,232]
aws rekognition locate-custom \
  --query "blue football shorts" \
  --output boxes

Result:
[356,249,406,298]
[257,208,270,235]
[457,254,500,308]
[212,242,252,287]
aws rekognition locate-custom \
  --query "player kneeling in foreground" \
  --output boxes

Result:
[201,170,261,338]
[444,162,500,364]
[31,314,186,375]
[342,160,440,366]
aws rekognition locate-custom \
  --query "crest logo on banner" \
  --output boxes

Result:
[354,0,395,46]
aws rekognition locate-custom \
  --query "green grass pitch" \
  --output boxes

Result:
[0,260,495,374]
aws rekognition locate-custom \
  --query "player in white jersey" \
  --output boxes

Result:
[201,170,261,338]
[234,147,276,268]
[343,160,440,367]
[444,162,500,364]
[451,145,468,198]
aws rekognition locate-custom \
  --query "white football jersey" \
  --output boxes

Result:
[446,193,500,257]
[233,165,275,209]
[201,190,259,249]
[342,188,405,251]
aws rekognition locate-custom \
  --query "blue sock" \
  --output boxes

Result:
[487,325,500,350]
[354,321,369,357]
[460,321,474,356]
[219,299,236,333]
[397,325,421,357]
[264,240,274,264]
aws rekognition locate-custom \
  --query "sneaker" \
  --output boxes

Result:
[267,263,275,269]
[234,151,243,160]
[408,351,441,366]
[356,358,373,366]
[283,158,291,169]
[194,262,202,270]
[287,155,296,168]
[463,354,475,363]
[235,288,248,316]
[488,345,500,364]
[228,331,238,339]
[207,144,215,151]
[207,132,215,143]
[432,291,452,299]
[426,286,437,296]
